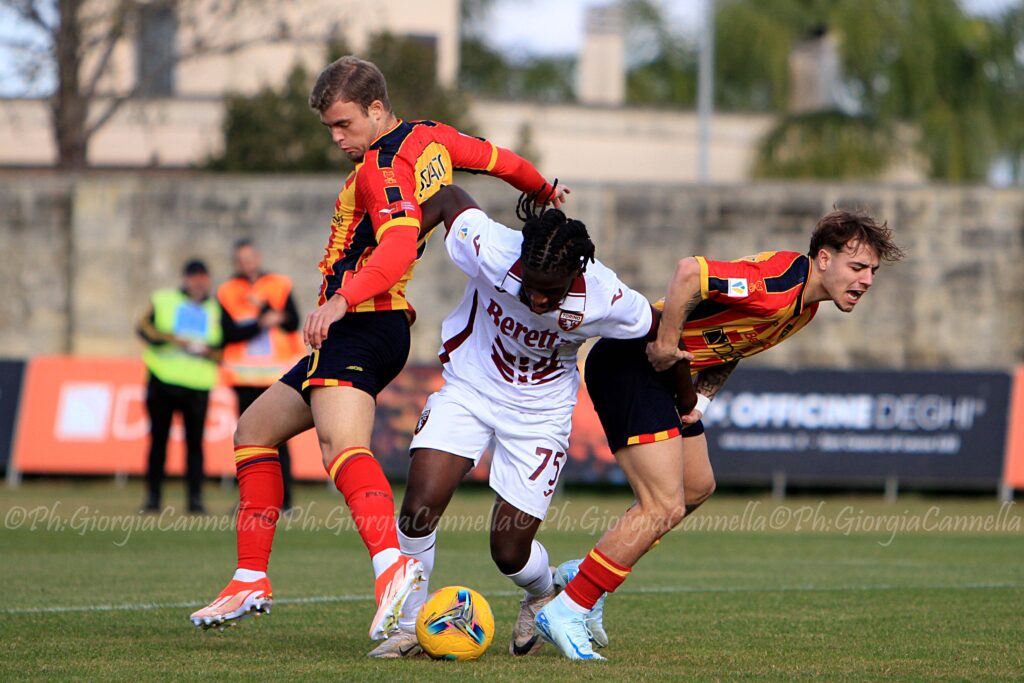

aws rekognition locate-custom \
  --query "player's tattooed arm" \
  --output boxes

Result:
[694,360,739,401]
[677,359,738,424]
[679,290,702,322]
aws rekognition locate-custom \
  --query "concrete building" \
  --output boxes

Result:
[577,4,626,107]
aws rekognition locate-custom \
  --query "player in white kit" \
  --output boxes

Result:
[366,185,655,658]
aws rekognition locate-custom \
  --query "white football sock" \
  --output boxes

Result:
[503,540,554,597]
[371,547,401,577]
[233,568,266,582]
[557,590,590,614]
[397,526,437,632]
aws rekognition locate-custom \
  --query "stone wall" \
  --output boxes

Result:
[1,172,1022,369]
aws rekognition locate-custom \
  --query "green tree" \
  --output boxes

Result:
[459,36,514,96]
[460,37,575,103]
[992,4,1024,181]
[719,0,1024,181]
[754,111,894,178]
[360,33,475,130]
[624,0,697,106]
[206,63,342,173]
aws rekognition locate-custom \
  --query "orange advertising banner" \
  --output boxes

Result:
[11,356,323,479]
[1002,366,1024,489]
[11,356,617,481]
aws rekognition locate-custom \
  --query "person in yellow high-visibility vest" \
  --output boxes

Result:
[218,239,303,511]
[138,259,224,514]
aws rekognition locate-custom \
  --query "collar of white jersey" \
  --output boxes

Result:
[498,259,587,313]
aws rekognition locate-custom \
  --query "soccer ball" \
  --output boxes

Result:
[415,586,494,661]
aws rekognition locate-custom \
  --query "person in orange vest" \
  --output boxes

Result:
[218,239,304,511]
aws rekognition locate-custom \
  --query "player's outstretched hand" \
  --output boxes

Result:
[646,339,693,372]
[550,184,571,209]
[304,295,348,350]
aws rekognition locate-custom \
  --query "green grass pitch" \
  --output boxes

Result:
[1,481,1022,681]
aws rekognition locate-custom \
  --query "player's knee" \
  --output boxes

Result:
[663,494,689,529]
[641,491,688,531]
[317,437,350,468]
[490,536,530,575]
[233,414,261,448]
[686,475,716,508]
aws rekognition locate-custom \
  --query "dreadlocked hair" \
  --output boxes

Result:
[515,181,596,277]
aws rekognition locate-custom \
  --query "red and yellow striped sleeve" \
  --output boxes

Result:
[337,158,421,308]
[435,122,553,196]
[360,153,423,241]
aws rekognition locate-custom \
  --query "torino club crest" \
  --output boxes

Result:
[558,311,583,332]
[415,409,430,435]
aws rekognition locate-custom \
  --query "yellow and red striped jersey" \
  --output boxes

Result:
[664,251,818,371]
[318,119,550,315]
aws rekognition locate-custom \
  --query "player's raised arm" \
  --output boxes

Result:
[647,257,702,371]
[434,123,571,208]
[419,185,481,237]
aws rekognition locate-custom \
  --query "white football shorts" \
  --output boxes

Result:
[409,381,573,520]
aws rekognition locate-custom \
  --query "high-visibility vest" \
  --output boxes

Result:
[218,273,304,387]
[143,288,223,391]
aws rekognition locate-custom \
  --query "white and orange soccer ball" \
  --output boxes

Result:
[415,586,494,661]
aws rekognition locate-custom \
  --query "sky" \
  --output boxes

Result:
[481,0,1020,57]
[484,0,697,58]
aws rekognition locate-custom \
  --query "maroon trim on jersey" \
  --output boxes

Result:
[502,259,524,287]
[561,273,587,312]
[443,205,483,238]
[439,289,479,364]
[644,304,659,340]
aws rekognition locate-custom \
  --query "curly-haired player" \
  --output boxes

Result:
[367,184,656,658]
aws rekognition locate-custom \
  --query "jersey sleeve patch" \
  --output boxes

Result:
[445,208,491,278]
[378,199,418,220]
[725,278,748,297]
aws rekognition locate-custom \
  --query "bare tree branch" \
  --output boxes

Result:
[81,2,128,101]
[4,0,313,167]
[5,0,55,33]
[0,35,47,53]
[84,28,289,140]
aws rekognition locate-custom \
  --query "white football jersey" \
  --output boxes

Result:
[437,207,653,413]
